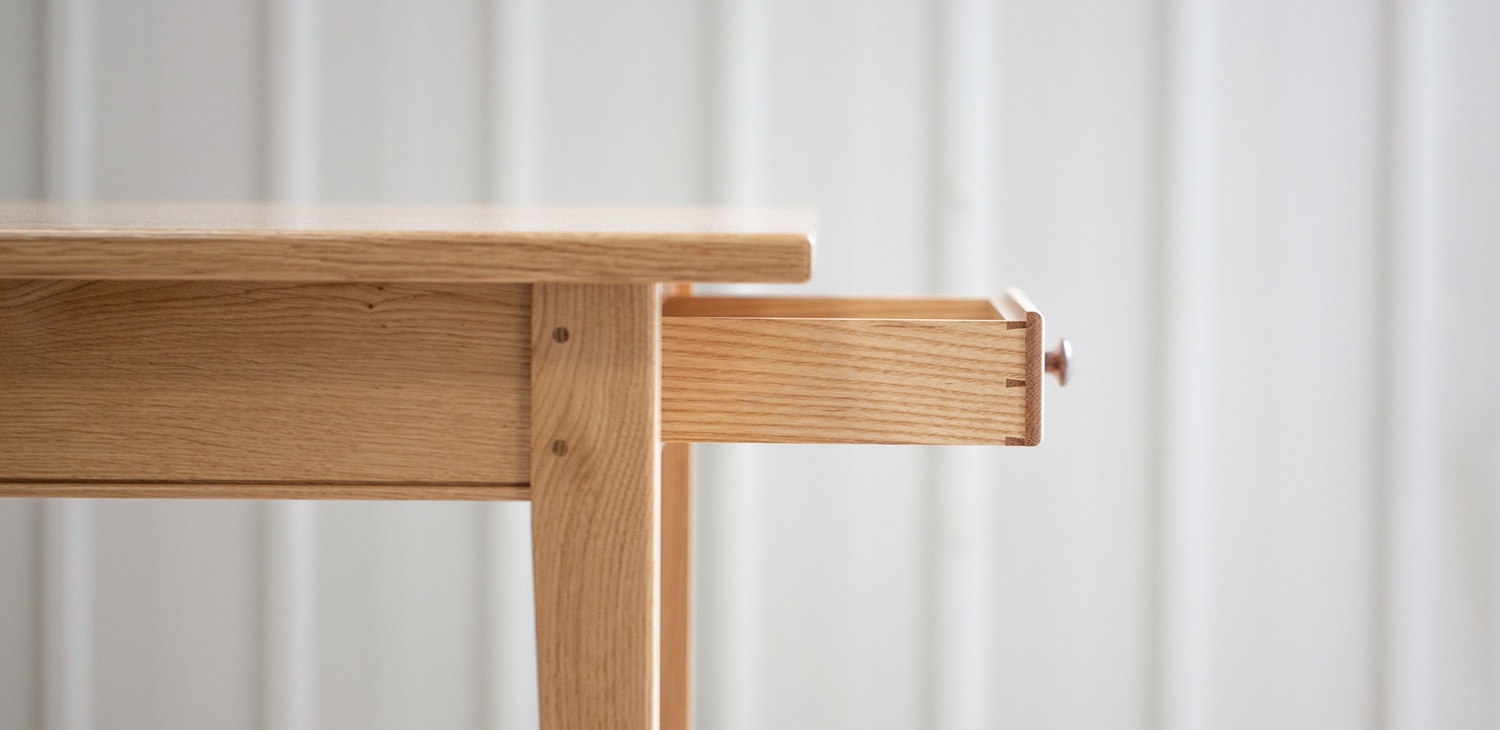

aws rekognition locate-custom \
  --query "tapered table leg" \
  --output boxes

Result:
[531,283,661,730]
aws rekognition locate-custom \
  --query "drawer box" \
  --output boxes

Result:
[660,288,1045,446]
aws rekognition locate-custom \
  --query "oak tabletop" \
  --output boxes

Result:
[0,202,815,283]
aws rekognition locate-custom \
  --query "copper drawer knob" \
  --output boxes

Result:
[1045,339,1072,386]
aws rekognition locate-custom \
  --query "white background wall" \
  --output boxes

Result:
[0,0,1497,729]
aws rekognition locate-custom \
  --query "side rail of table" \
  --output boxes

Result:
[0,279,534,499]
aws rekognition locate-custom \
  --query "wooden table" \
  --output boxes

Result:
[0,202,1059,730]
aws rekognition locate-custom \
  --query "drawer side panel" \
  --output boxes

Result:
[662,316,1027,444]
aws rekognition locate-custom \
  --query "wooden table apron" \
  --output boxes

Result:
[0,203,1048,730]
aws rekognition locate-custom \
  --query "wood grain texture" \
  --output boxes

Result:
[660,280,694,730]
[0,280,531,483]
[0,203,813,283]
[1003,287,1045,445]
[0,483,529,500]
[661,299,1029,445]
[663,296,1001,320]
[661,442,693,730]
[531,283,661,730]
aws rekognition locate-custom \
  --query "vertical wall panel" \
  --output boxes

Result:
[751,446,927,730]
[1159,0,1219,727]
[1164,1,1384,729]
[318,0,485,201]
[265,0,320,202]
[0,501,39,730]
[487,0,541,203]
[1381,0,1444,725]
[92,0,263,199]
[92,503,259,730]
[1423,2,1500,723]
[479,502,538,730]
[1387,1,1500,728]
[0,0,42,196]
[314,505,484,730]
[41,501,93,730]
[536,0,707,203]
[43,0,94,200]
[262,502,317,730]
[756,0,932,295]
[365,506,482,730]
[989,1,1160,729]
[695,444,766,730]
[310,507,377,730]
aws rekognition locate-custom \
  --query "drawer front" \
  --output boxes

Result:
[661,292,1043,445]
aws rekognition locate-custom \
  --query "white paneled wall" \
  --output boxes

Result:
[986,1,1160,726]
[1168,1,1386,726]
[0,1,1497,730]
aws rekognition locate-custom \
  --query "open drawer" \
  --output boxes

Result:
[661,287,1056,446]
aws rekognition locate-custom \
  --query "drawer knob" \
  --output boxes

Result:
[1045,339,1072,386]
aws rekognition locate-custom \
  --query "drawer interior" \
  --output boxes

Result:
[660,292,1043,446]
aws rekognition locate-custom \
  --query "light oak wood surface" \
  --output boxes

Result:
[661,442,693,730]
[663,295,1003,320]
[661,298,1031,445]
[1002,287,1045,445]
[0,482,531,500]
[530,283,661,730]
[0,280,532,487]
[660,282,695,730]
[0,202,814,283]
